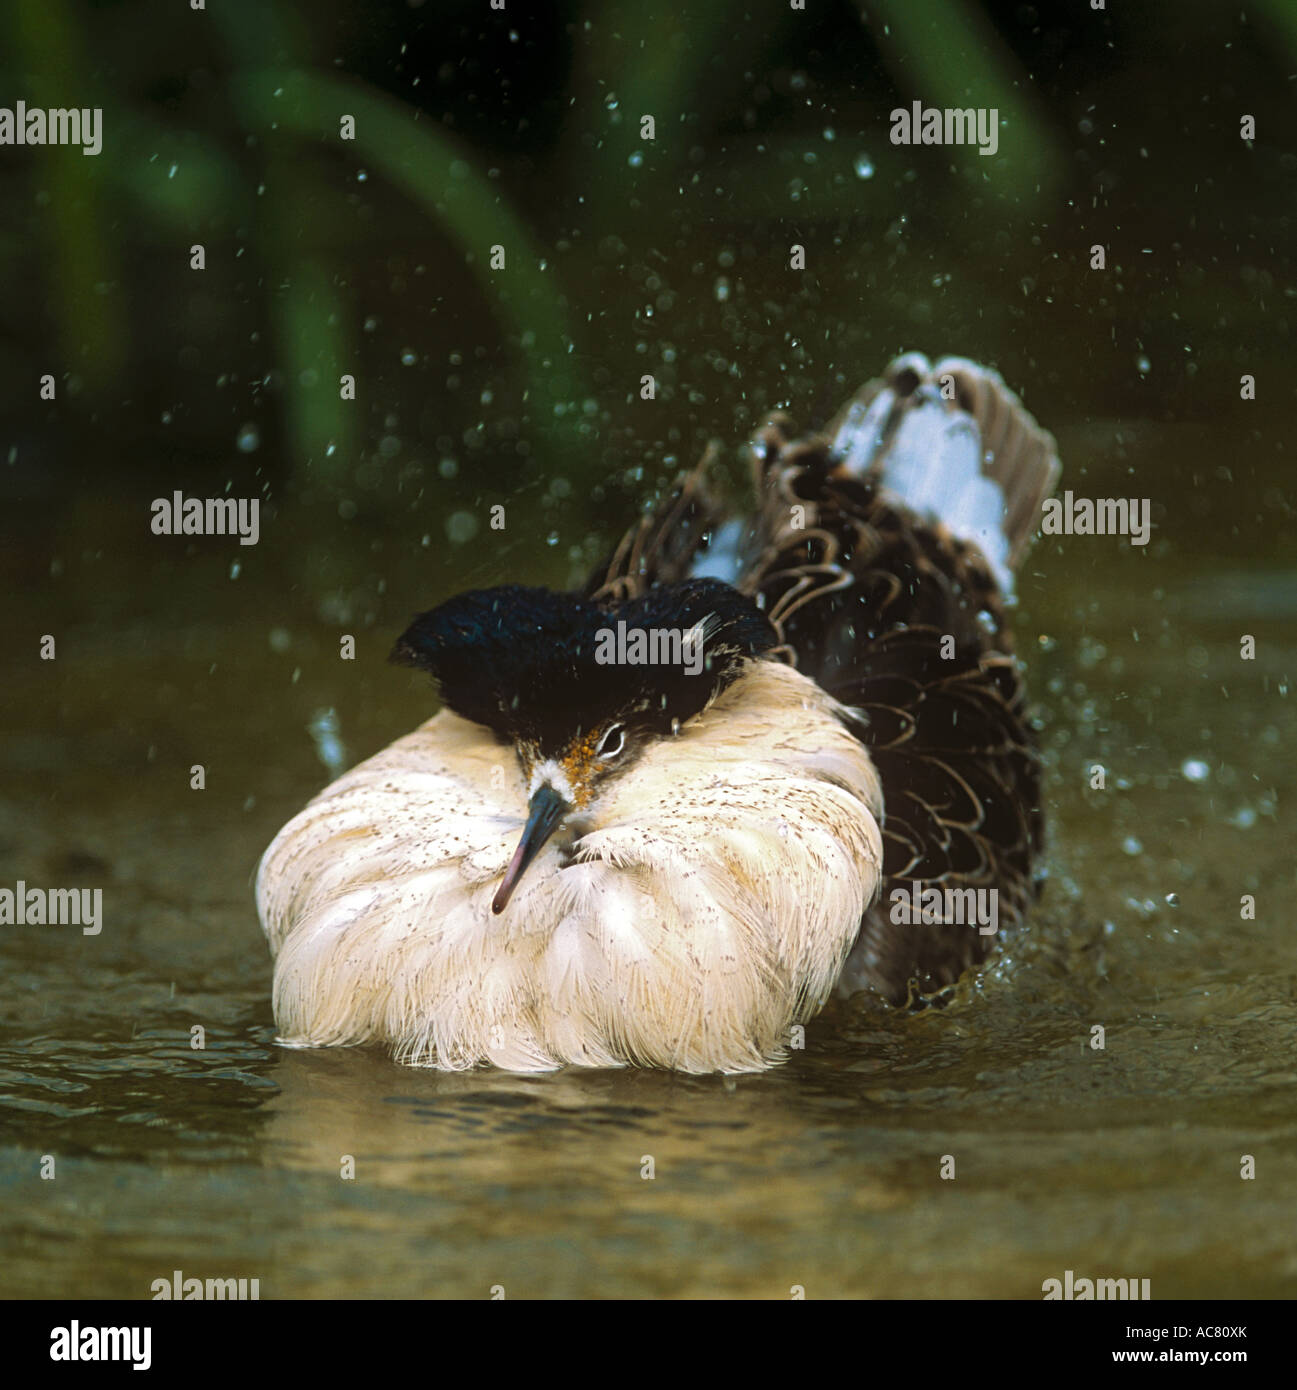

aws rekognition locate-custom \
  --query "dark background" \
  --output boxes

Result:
[2,0,1293,616]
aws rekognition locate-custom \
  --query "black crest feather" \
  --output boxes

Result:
[390,578,776,748]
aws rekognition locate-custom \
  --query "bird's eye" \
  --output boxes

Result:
[597,724,626,760]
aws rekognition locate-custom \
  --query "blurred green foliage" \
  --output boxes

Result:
[1,0,1293,591]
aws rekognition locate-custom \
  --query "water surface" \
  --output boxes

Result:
[3,410,1294,1299]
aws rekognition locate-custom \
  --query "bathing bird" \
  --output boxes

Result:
[257,354,1060,1073]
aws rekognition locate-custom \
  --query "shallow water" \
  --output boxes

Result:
[3,0,1295,1298]
[3,407,1294,1300]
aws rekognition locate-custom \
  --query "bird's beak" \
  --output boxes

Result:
[492,782,570,915]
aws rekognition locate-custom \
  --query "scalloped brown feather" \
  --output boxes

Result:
[587,354,1059,1004]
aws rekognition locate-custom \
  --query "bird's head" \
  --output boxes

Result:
[390,578,778,912]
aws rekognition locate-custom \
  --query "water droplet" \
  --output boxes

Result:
[1136,354,1151,374]
[1164,893,1180,907]
[356,169,368,182]
[445,511,479,545]
[628,151,643,168]
[236,423,260,453]
[1122,836,1143,856]
[308,708,347,777]
[400,348,417,366]
[167,163,178,180]
[822,127,836,142]
[228,561,240,579]
[1181,758,1209,782]
[714,276,730,302]
[854,154,875,179]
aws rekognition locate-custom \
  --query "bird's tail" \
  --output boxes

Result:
[825,353,1061,595]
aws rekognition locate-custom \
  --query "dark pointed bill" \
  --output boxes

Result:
[492,783,570,915]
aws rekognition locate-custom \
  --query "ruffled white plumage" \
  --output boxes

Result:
[257,662,883,1074]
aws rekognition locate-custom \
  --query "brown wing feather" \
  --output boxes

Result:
[583,357,1055,1004]
[742,375,1048,1002]
[584,444,727,603]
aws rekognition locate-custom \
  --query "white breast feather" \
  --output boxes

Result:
[256,662,883,1073]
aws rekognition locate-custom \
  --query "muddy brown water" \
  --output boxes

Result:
[2,405,1294,1299]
